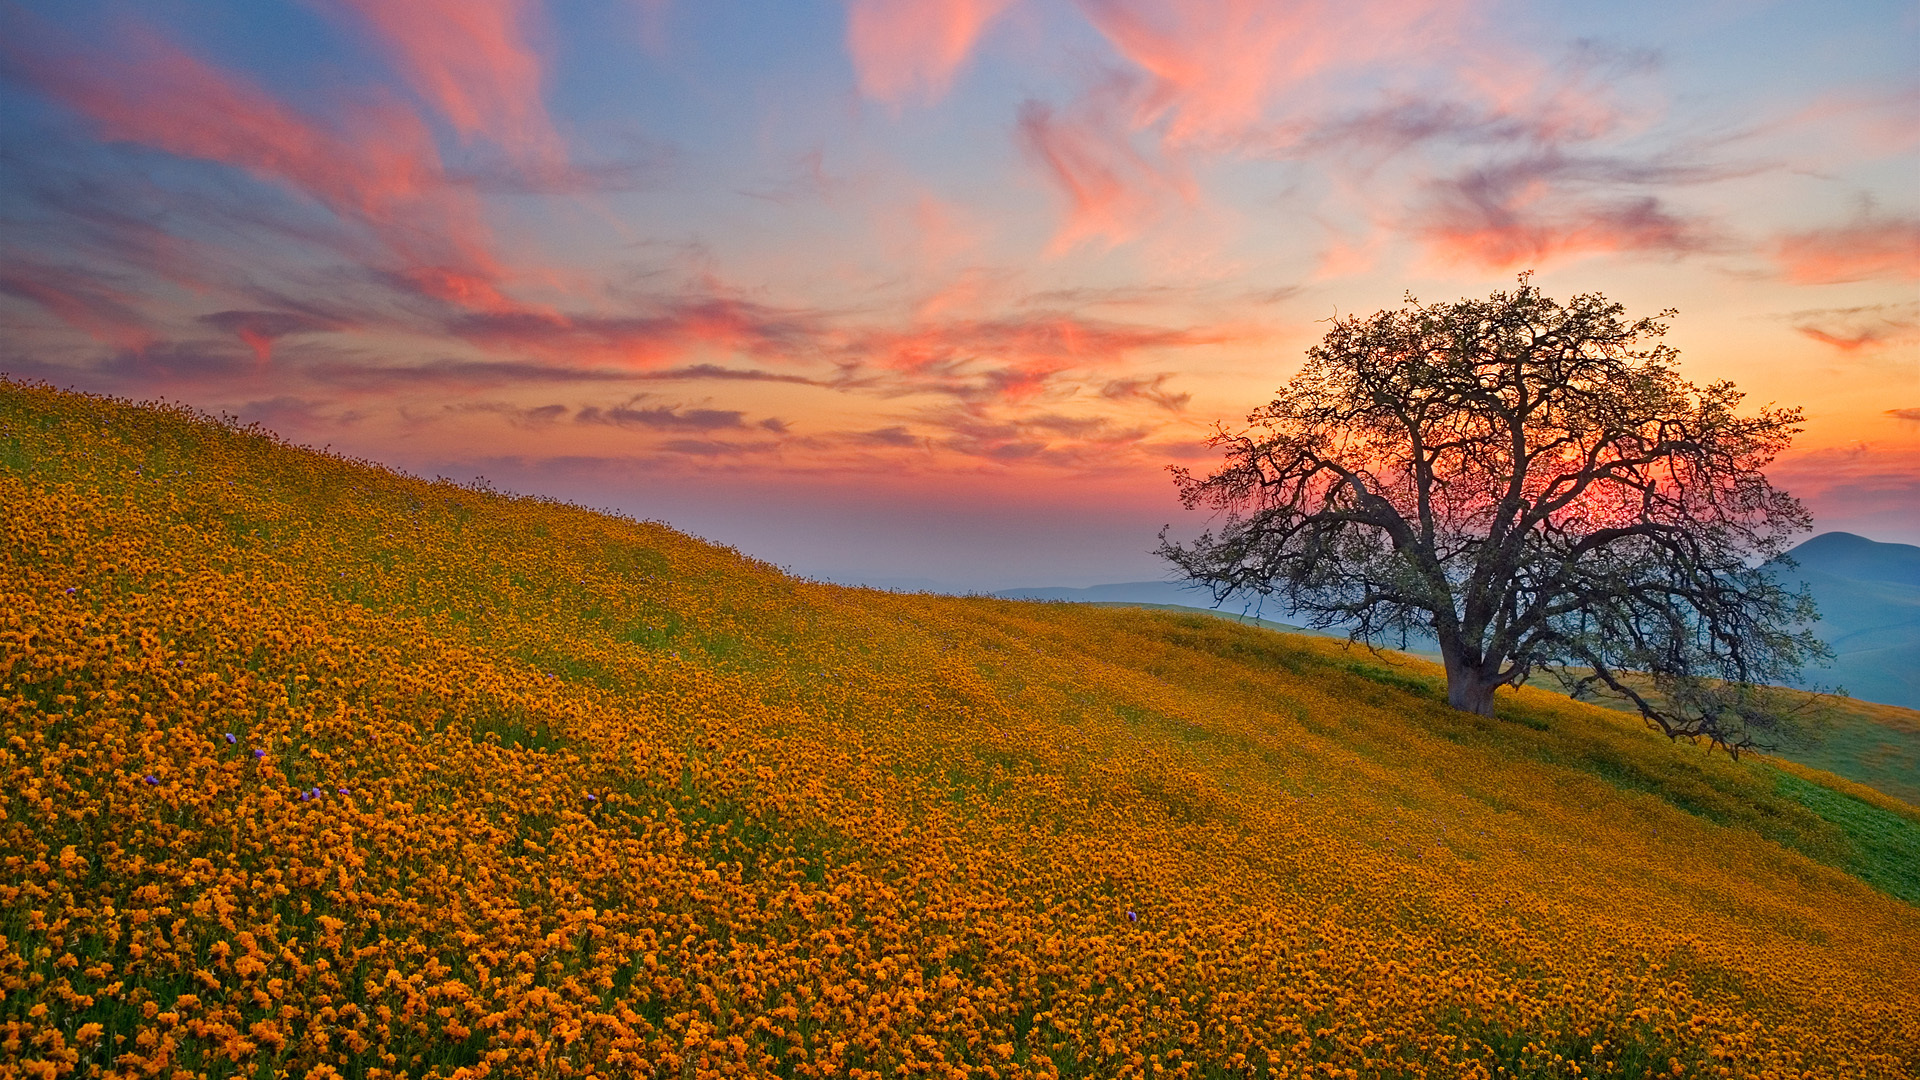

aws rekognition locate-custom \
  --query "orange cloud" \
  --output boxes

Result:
[1016,93,1194,252]
[1780,87,1920,159]
[1773,217,1920,284]
[846,0,1014,106]
[317,0,566,166]
[1074,0,1466,147]
[1786,303,1920,353]
[6,18,510,309]
[853,311,1223,402]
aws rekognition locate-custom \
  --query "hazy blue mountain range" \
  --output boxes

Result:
[996,531,1920,710]
[995,580,1220,606]
[1772,532,1920,709]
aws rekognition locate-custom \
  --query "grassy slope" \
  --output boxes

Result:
[1086,603,1920,807]
[1558,677,1920,807]
[2,381,1917,1080]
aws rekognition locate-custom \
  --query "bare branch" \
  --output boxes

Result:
[1157,276,1827,749]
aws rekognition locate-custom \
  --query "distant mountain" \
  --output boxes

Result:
[992,580,1309,619]
[994,580,1215,605]
[823,574,964,594]
[996,531,1920,710]
[1772,532,1920,709]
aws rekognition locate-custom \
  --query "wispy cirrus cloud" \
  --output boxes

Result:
[846,0,1016,107]
[1773,213,1920,285]
[656,438,783,458]
[1015,86,1196,252]
[441,295,825,365]
[0,259,155,349]
[198,309,351,365]
[1275,40,1664,166]
[854,425,922,447]
[317,0,668,196]
[443,401,570,427]
[575,400,753,432]
[1414,152,1731,269]
[1098,372,1189,411]
[1072,0,1468,148]
[314,0,561,163]
[1784,302,1920,352]
[849,309,1224,401]
[1769,443,1920,536]
[1013,5,1683,258]
[1,13,509,308]
[914,402,1156,466]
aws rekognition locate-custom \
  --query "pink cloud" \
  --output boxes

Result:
[1774,217,1920,285]
[316,0,566,167]
[1020,8,1664,256]
[0,262,155,350]
[6,18,511,309]
[1016,91,1194,252]
[1073,0,1467,147]
[1779,87,1920,159]
[438,287,1226,409]
[852,311,1224,402]
[198,309,352,366]
[1786,303,1919,353]
[846,0,1015,106]
[1768,443,1920,540]
[1422,196,1713,270]
[1415,155,1724,270]
[442,296,823,368]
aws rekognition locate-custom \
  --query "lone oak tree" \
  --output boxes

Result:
[1158,279,1829,754]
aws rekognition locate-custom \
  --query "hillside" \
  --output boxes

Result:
[2,380,1917,1080]
[1063,602,1920,806]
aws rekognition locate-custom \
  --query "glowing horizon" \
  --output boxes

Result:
[1,0,1914,588]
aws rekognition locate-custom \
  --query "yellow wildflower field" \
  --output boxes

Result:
[2,380,1916,1079]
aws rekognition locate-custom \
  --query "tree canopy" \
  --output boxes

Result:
[1158,278,1830,754]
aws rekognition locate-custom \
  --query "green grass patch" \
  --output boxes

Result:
[1768,766,1920,904]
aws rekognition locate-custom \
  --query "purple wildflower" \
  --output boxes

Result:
[1126,910,1137,923]
[337,788,349,796]
[252,748,265,759]
[144,775,158,785]
[224,733,236,744]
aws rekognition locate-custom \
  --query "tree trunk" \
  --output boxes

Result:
[1442,652,1498,716]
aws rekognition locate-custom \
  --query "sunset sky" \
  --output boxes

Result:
[2,0,1915,589]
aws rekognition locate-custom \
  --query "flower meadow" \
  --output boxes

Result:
[1,380,1916,1080]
